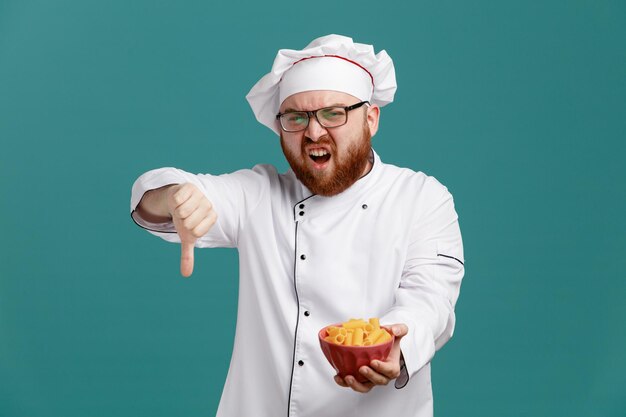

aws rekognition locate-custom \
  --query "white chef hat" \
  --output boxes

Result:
[246,34,397,135]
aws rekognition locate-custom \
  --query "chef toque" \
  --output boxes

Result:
[246,34,397,135]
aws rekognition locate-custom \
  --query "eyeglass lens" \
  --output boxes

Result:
[281,107,348,132]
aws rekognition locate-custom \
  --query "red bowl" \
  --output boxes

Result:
[318,323,395,383]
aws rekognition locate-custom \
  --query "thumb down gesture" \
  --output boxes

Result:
[166,183,217,277]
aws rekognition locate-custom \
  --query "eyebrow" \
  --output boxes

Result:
[282,103,346,113]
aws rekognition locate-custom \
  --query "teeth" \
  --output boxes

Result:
[309,149,329,157]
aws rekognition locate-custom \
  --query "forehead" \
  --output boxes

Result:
[279,90,360,112]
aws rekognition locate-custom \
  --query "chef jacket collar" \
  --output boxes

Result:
[292,148,382,221]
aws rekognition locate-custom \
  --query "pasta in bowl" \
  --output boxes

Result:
[318,318,395,383]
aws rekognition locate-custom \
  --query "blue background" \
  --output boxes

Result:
[1,1,624,416]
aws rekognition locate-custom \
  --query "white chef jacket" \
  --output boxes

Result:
[130,149,464,417]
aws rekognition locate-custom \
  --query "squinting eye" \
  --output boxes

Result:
[320,109,345,120]
[285,113,308,124]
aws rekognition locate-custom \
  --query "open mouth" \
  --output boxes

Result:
[308,148,331,165]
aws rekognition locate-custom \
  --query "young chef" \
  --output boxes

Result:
[130,34,465,417]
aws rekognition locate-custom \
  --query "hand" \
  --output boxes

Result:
[333,323,408,393]
[166,183,217,277]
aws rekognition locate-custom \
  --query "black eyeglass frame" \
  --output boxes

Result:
[275,101,370,132]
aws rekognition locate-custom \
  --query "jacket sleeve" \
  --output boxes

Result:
[129,166,270,248]
[380,176,465,388]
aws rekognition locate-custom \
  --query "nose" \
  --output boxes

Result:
[304,114,328,142]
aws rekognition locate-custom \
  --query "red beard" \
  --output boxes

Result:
[280,123,372,197]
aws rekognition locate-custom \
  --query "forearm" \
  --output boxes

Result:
[385,183,465,381]
[136,184,176,223]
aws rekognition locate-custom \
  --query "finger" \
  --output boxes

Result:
[170,185,195,210]
[192,211,217,237]
[174,191,204,219]
[180,204,209,232]
[390,324,409,338]
[387,324,409,362]
[344,375,373,393]
[359,366,390,386]
[370,359,400,380]
[333,375,349,387]
[180,241,195,277]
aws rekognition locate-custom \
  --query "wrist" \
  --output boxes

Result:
[138,184,177,222]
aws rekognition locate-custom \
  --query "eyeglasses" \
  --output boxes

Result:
[276,101,370,132]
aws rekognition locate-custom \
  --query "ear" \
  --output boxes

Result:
[366,104,380,138]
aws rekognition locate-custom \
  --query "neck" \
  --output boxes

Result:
[359,149,374,178]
